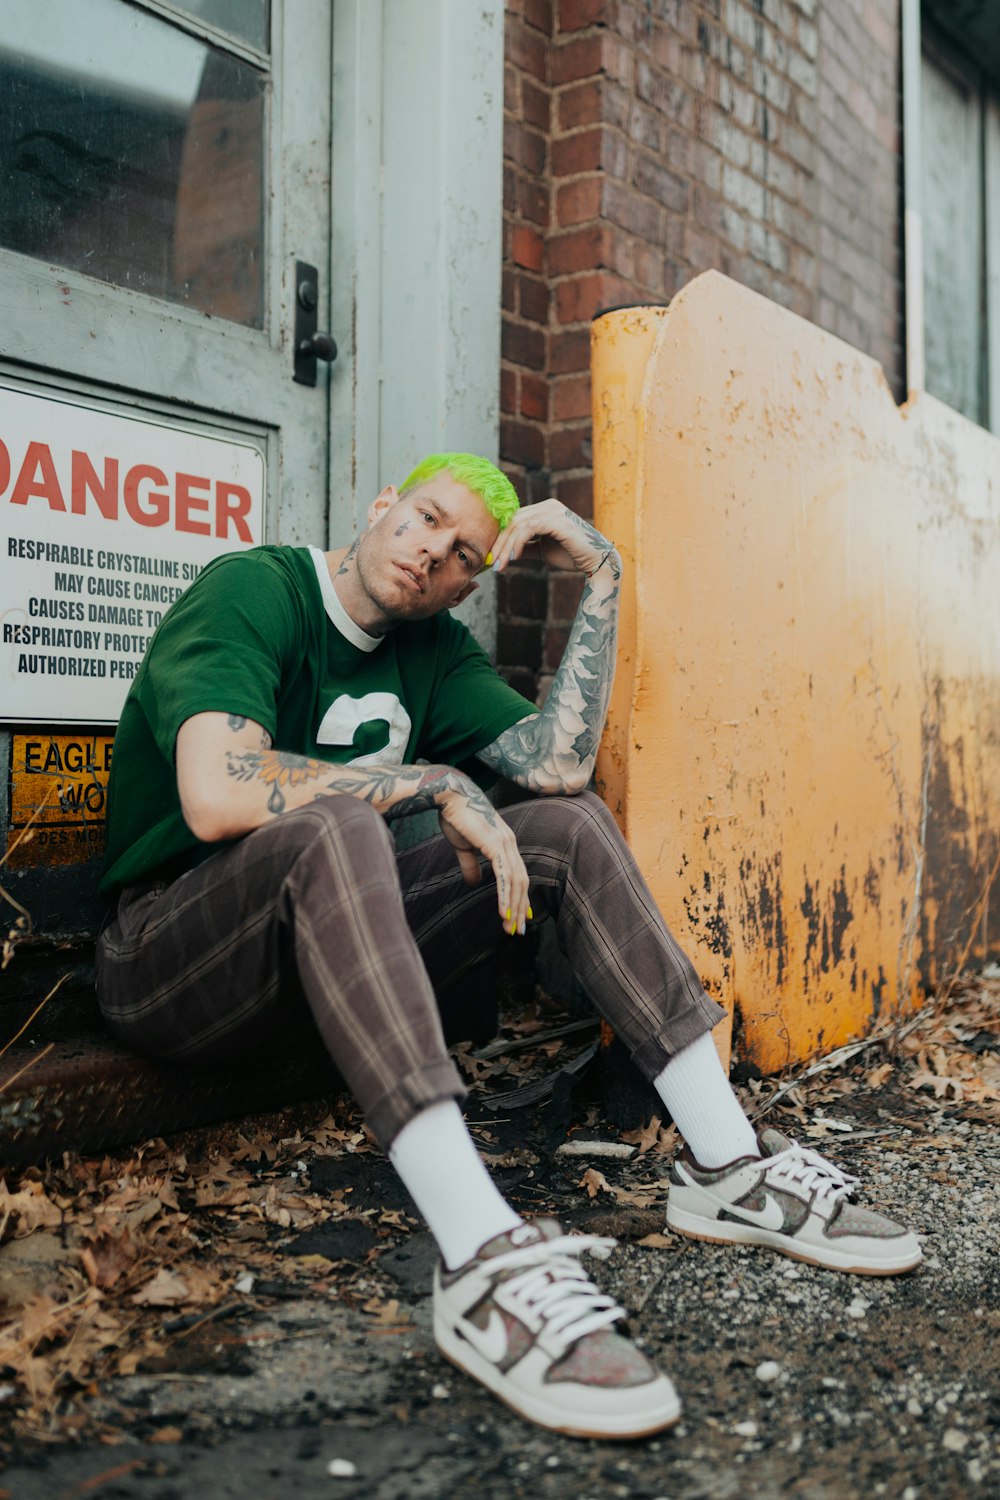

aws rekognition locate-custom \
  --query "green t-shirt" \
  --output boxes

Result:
[101,545,535,898]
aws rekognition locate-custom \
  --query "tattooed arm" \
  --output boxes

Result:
[174,712,529,930]
[475,499,620,795]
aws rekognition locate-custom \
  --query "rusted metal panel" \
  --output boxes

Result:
[6,733,112,870]
[593,275,1000,1072]
[0,1034,339,1168]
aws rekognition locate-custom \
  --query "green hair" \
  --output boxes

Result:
[398,452,520,531]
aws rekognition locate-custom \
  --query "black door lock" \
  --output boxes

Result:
[293,261,337,386]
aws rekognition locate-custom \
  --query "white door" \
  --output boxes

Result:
[0,0,334,561]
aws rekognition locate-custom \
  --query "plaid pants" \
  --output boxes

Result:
[96,792,725,1148]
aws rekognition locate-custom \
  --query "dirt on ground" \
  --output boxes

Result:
[1,978,998,1500]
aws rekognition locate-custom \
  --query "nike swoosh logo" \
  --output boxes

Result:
[728,1194,785,1231]
[457,1309,508,1364]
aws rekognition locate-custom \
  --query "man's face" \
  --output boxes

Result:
[354,471,499,627]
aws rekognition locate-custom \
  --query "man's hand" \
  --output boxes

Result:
[436,778,530,934]
[487,499,616,579]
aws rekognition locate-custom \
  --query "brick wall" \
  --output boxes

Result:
[499,0,903,702]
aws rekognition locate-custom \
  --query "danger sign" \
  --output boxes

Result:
[1,384,265,726]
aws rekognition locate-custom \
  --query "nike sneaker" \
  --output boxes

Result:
[432,1218,681,1438]
[665,1127,922,1275]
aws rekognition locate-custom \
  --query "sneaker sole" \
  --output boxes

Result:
[665,1203,923,1276]
[434,1314,682,1439]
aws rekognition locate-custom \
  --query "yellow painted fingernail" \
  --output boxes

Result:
[485,552,494,566]
[506,907,511,920]
[527,906,534,920]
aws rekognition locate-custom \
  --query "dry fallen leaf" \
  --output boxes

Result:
[578,1168,615,1200]
[79,1229,137,1290]
[621,1116,663,1154]
[130,1269,191,1308]
[0,1181,62,1237]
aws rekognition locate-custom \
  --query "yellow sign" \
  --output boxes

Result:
[6,733,114,869]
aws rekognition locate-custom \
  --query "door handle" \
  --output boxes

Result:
[293,261,337,386]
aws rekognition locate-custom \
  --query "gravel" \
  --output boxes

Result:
[2,1083,997,1499]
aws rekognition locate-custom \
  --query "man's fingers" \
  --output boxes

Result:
[493,840,530,936]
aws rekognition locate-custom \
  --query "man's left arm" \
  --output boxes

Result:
[476,500,620,795]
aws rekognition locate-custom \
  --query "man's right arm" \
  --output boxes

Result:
[175,711,529,931]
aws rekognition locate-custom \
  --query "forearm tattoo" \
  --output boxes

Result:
[225,747,496,826]
[479,540,621,793]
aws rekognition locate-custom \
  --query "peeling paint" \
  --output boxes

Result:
[594,275,1000,1072]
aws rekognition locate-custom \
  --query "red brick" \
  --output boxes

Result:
[549,223,606,275]
[549,570,585,620]
[521,77,551,131]
[634,152,690,213]
[519,274,549,324]
[556,177,602,225]
[500,364,518,414]
[502,318,545,370]
[550,326,591,373]
[503,163,517,213]
[559,0,608,31]
[502,267,516,312]
[544,625,572,668]
[506,18,547,80]
[525,469,555,503]
[629,98,666,153]
[552,372,592,421]
[633,240,666,292]
[601,179,665,241]
[551,126,627,179]
[511,224,544,271]
[551,34,602,85]
[504,63,520,113]
[502,465,530,504]
[550,424,592,470]
[551,127,604,177]
[556,473,594,518]
[651,24,683,74]
[505,119,547,174]
[518,177,550,226]
[557,78,603,130]
[556,271,633,323]
[599,34,634,87]
[522,0,553,36]
[499,567,549,618]
[520,372,549,420]
[500,418,546,470]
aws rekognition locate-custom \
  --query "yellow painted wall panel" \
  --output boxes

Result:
[593,273,1000,1072]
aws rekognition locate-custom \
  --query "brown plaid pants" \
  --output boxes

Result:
[96,792,725,1148]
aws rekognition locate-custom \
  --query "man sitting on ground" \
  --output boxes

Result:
[97,452,921,1440]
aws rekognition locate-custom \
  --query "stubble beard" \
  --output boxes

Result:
[353,531,433,630]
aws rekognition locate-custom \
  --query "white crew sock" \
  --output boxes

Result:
[388,1099,523,1270]
[653,1031,760,1168]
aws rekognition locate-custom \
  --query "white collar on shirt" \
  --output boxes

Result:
[308,546,382,654]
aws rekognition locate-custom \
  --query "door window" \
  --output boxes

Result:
[0,0,266,326]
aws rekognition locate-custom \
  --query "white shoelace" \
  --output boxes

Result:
[762,1140,859,1208]
[482,1234,625,1351]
